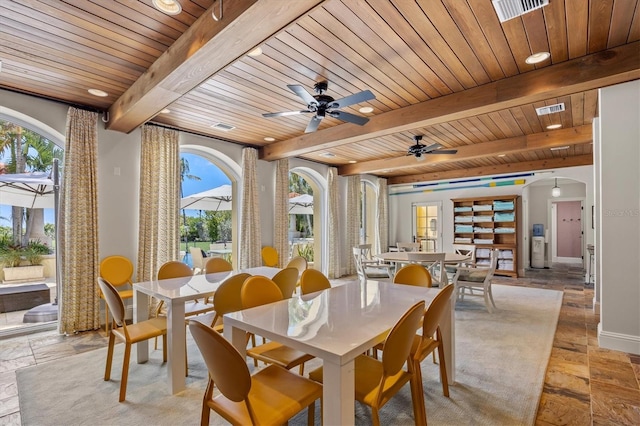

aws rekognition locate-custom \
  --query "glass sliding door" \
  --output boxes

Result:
[413,202,442,252]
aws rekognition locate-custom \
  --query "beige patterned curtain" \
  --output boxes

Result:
[136,125,180,283]
[239,147,261,268]
[59,108,99,334]
[327,167,341,278]
[346,175,361,275]
[275,159,289,267]
[375,177,388,255]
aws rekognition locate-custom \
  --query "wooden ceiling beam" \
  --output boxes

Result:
[338,125,592,175]
[106,0,324,133]
[260,42,638,161]
[387,155,594,185]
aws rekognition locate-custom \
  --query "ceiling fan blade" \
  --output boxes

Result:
[330,110,369,126]
[287,84,317,105]
[331,90,375,109]
[262,110,311,118]
[427,149,458,155]
[305,116,322,133]
[418,143,442,154]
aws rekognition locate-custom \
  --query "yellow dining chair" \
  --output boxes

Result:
[97,277,167,402]
[299,268,331,295]
[411,284,456,424]
[393,264,433,287]
[99,255,134,335]
[192,273,252,332]
[241,276,315,374]
[261,246,279,267]
[271,267,300,299]
[188,321,322,426]
[308,301,426,426]
[204,256,233,274]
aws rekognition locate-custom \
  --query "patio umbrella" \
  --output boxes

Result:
[0,171,55,209]
[180,184,232,211]
[288,193,313,215]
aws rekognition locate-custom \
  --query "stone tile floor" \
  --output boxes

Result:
[0,265,638,425]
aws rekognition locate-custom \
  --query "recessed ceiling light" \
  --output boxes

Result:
[160,108,171,114]
[248,47,263,57]
[88,89,108,97]
[546,124,562,130]
[550,146,570,151]
[525,52,550,65]
[264,137,275,142]
[348,160,357,164]
[498,154,506,157]
[319,152,335,158]
[152,0,182,15]
[359,106,374,114]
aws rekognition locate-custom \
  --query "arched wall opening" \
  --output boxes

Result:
[180,144,242,267]
[290,166,327,273]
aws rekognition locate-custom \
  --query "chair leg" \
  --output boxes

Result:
[483,288,494,313]
[104,304,109,336]
[371,406,381,426]
[410,362,427,426]
[201,379,214,426]
[120,343,132,402]
[162,333,167,362]
[104,331,115,381]
[488,284,497,308]
[307,400,315,426]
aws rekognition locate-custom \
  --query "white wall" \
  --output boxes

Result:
[597,80,640,355]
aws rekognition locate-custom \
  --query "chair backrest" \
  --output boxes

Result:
[286,255,307,275]
[189,320,252,403]
[205,257,233,273]
[397,242,420,252]
[381,301,425,377]
[157,261,193,279]
[421,284,455,339]
[356,244,373,260]
[261,246,279,267]
[407,252,446,282]
[453,244,476,266]
[189,247,206,270]
[213,273,251,318]
[299,269,331,295]
[352,247,367,282]
[241,276,283,309]
[97,277,126,327]
[272,267,299,299]
[99,255,133,287]
[393,264,432,287]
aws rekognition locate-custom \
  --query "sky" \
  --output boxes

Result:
[0,152,230,226]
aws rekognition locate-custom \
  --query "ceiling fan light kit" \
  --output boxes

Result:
[262,81,375,133]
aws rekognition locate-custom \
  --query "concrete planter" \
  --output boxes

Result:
[2,265,45,284]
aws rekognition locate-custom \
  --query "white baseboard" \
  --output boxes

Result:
[553,256,583,264]
[598,323,640,355]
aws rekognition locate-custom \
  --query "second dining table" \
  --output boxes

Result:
[133,266,280,395]
[376,251,471,285]
[224,279,454,425]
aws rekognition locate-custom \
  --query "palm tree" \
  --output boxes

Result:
[180,156,201,246]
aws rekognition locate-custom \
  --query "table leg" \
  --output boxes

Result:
[322,359,355,426]
[224,324,248,358]
[134,291,149,364]
[167,300,186,394]
[441,296,455,384]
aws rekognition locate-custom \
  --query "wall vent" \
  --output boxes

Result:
[536,103,565,116]
[492,0,549,22]
[210,122,235,131]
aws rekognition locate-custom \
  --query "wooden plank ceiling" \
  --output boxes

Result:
[1,0,638,184]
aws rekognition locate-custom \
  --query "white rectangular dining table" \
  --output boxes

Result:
[224,279,454,426]
[133,266,280,394]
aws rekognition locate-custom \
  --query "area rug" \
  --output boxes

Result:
[17,284,562,425]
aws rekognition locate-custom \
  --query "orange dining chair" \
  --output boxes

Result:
[241,276,315,374]
[308,301,426,425]
[393,264,432,287]
[204,257,233,274]
[188,320,322,426]
[99,255,134,335]
[191,273,252,332]
[97,277,166,402]
[271,267,300,299]
[299,268,331,295]
[261,246,279,267]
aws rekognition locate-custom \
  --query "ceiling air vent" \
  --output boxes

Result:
[536,103,565,116]
[492,0,549,23]
[211,122,235,131]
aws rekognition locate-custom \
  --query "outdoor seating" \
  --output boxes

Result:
[188,247,207,274]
